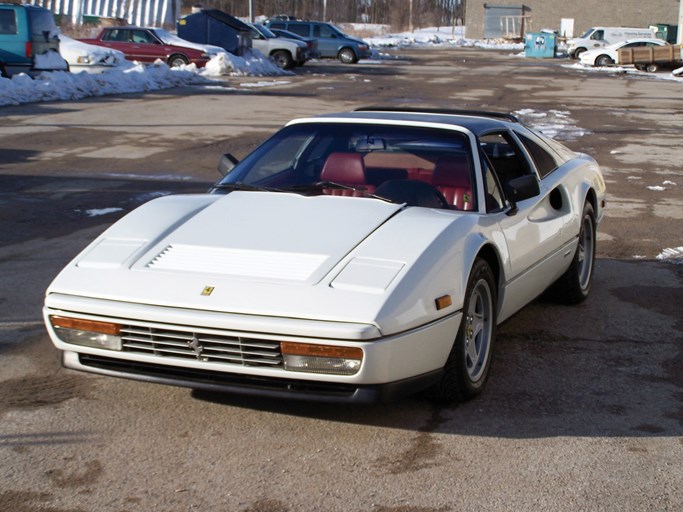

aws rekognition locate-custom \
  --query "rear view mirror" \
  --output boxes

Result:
[505,174,540,216]
[218,153,239,176]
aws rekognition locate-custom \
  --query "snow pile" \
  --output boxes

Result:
[366,26,524,51]
[656,247,683,263]
[0,61,214,106]
[201,50,292,77]
[0,50,292,107]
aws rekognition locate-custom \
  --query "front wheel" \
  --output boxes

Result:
[271,50,293,69]
[595,55,614,67]
[338,48,358,64]
[645,63,659,73]
[431,258,497,402]
[549,201,596,304]
[168,54,189,68]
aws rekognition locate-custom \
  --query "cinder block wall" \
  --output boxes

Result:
[465,0,679,39]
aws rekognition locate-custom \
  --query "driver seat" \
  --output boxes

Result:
[320,153,374,196]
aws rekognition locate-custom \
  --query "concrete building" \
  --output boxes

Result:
[464,1,680,40]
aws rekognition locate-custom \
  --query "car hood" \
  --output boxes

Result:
[48,192,438,322]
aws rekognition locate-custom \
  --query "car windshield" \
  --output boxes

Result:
[215,122,476,210]
[254,24,277,38]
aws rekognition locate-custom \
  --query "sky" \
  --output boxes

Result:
[1,26,681,261]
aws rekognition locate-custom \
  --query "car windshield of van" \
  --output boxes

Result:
[578,28,594,38]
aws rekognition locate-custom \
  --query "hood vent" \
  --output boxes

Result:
[147,244,328,282]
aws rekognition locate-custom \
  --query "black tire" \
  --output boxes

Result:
[645,63,659,73]
[549,201,596,304]
[431,258,497,402]
[573,47,587,59]
[0,63,8,78]
[271,50,293,69]
[168,54,189,68]
[595,55,614,67]
[338,48,358,64]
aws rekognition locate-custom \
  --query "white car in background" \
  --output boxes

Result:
[579,38,668,67]
[59,35,127,73]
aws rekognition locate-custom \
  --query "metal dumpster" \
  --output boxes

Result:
[525,32,557,58]
[177,9,252,56]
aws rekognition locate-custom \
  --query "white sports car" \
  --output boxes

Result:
[44,109,606,403]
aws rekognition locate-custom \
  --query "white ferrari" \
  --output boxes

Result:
[44,108,606,403]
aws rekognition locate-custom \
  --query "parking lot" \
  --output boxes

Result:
[1,48,682,511]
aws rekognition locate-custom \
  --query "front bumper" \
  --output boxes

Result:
[63,351,443,403]
[44,295,460,401]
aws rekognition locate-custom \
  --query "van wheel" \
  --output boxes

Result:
[271,50,293,69]
[338,48,358,64]
[573,48,587,59]
[168,54,189,68]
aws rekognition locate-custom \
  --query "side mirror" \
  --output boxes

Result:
[505,174,540,216]
[217,153,239,176]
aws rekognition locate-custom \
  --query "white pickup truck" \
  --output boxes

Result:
[248,23,307,69]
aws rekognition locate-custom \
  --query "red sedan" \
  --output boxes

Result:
[79,27,222,68]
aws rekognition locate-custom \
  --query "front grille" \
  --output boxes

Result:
[120,325,283,368]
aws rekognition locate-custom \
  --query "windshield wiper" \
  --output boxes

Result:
[212,182,280,193]
[286,181,392,202]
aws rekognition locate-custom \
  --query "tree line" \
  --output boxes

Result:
[186,0,465,31]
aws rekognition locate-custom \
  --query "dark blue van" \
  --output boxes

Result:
[0,3,67,77]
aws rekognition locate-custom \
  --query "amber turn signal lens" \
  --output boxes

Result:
[50,316,121,336]
[280,342,362,359]
[435,295,452,310]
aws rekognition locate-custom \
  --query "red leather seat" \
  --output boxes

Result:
[431,155,474,210]
[320,153,375,196]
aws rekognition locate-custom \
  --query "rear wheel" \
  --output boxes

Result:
[645,63,659,73]
[431,258,497,402]
[595,55,614,67]
[549,201,596,304]
[168,54,189,68]
[271,50,293,69]
[338,48,358,64]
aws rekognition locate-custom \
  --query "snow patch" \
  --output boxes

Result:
[656,247,683,263]
[84,207,123,217]
[513,109,588,141]
[647,186,667,191]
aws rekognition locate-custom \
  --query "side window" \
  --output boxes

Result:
[132,30,154,43]
[479,132,532,188]
[0,9,18,35]
[590,30,604,40]
[269,23,285,30]
[482,156,506,212]
[515,132,559,178]
[290,24,310,37]
[319,25,335,38]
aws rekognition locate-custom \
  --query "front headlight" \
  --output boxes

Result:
[281,342,362,376]
[50,316,122,351]
[76,56,92,64]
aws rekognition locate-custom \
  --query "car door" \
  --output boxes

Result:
[480,130,571,319]
[0,6,26,71]
[128,29,165,63]
[313,24,339,58]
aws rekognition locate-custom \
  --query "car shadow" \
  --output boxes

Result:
[192,260,683,439]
